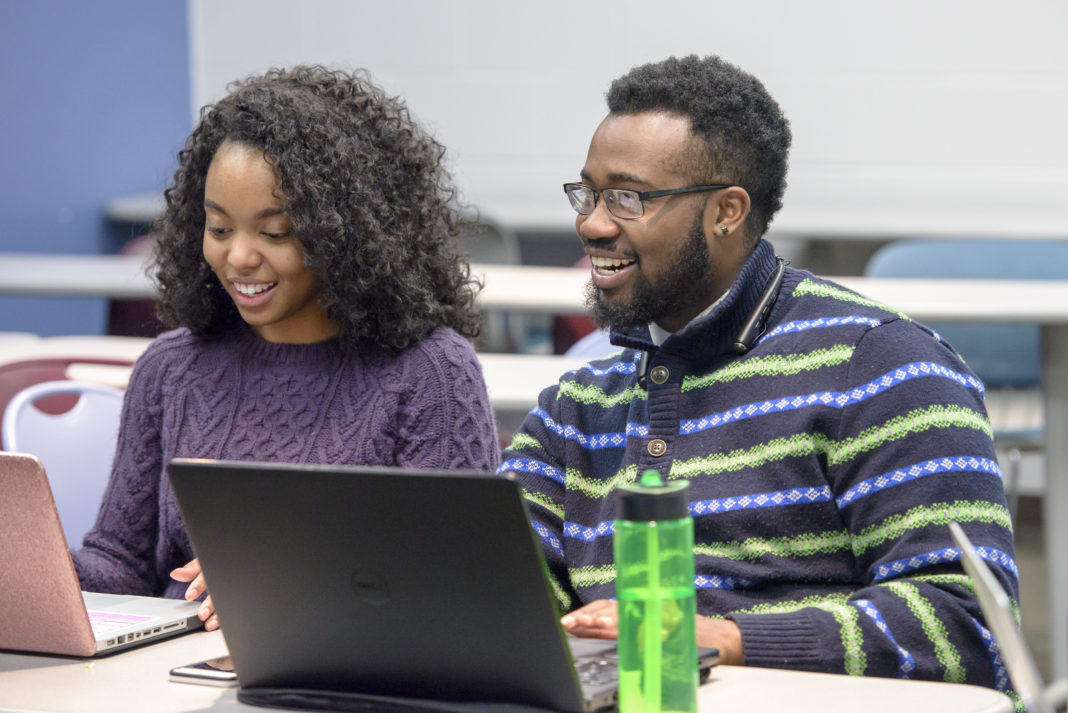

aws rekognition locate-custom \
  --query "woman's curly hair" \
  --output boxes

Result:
[606,55,791,243]
[153,65,481,352]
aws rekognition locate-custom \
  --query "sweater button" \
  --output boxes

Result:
[649,366,669,384]
[647,439,668,457]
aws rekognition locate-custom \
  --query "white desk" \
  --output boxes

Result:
[0,254,584,313]
[478,353,587,412]
[0,253,154,299]
[0,629,1012,713]
[0,254,587,313]
[1,254,1066,677]
[1,252,1062,321]
[0,334,153,363]
[0,335,585,417]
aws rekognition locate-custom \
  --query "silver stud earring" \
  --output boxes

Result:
[720,225,729,235]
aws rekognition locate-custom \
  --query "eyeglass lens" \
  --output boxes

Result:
[565,185,645,219]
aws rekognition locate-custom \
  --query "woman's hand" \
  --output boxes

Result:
[560,598,744,665]
[170,558,219,632]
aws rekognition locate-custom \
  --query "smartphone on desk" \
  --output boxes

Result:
[169,655,238,687]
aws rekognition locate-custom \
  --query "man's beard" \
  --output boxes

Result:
[586,216,713,333]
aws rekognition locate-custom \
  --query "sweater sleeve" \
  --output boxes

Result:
[72,343,169,596]
[393,330,500,472]
[730,318,1017,690]
[498,381,582,613]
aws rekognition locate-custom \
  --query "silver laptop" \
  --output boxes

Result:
[949,522,1063,713]
[168,458,716,712]
[0,451,202,657]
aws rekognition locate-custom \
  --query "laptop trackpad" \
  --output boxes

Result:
[567,636,618,659]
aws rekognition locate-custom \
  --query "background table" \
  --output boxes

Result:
[0,629,1013,713]
[2,253,1068,320]
[0,334,587,419]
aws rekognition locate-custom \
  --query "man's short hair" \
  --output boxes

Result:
[606,55,791,241]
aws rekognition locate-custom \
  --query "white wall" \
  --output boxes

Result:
[190,0,1068,238]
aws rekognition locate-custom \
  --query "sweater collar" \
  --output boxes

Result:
[609,239,778,358]
[230,324,344,365]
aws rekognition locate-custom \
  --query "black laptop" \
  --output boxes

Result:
[167,459,716,712]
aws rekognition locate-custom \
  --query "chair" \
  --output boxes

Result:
[2,380,125,548]
[457,214,537,352]
[553,255,599,354]
[0,357,133,430]
[106,234,167,338]
[864,238,1068,520]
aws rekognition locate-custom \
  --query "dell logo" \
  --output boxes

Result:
[349,571,390,605]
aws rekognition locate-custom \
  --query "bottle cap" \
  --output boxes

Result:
[614,469,690,521]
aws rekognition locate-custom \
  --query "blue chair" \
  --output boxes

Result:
[864,238,1068,520]
[1,380,124,548]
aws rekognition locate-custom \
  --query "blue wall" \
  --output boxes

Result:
[0,1,190,335]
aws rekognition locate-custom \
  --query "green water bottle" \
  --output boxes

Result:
[614,469,697,713]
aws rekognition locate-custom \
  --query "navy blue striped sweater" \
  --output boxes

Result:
[500,239,1017,693]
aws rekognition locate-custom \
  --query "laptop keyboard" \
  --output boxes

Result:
[575,656,619,688]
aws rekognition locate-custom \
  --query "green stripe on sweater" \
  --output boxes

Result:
[793,279,910,321]
[829,405,993,465]
[910,573,974,593]
[883,580,965,682]
[506,432,541,452]
[911,574,1021,623]
[570,564,616,588]
[522,488,564,519]
[557,381,647,407]
[554,346,854,405]
[694,530,852,560]
[548,574,573,611]
[683,345,855,391]
[667,404,989,481]
[565,464,639,499]
[851,501,1012,556]
[689,502,1006,563]
[669,432,831,480]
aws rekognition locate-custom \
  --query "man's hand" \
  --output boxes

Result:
[170,558,219,632]
[560,598,744,665]
[560,599,618,640]
[695,615,743,665]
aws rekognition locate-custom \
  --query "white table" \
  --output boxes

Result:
[0,334,586,417]
[0,254,587,311]
[0,629,1012,713]
[0,253,154,299]
[1,253,1066,677]
[4,253,1061,320]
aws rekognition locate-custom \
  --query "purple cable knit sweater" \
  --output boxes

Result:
[73,325,500,599]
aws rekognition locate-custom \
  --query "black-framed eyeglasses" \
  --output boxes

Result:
[562,182,733,220]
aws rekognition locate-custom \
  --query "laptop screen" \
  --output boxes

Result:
[168,458,595,712]
[949,522,1053,713]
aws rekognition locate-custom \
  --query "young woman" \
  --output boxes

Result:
[73,66,500,629]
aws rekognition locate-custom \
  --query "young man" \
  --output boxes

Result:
[500,55,1015,690]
